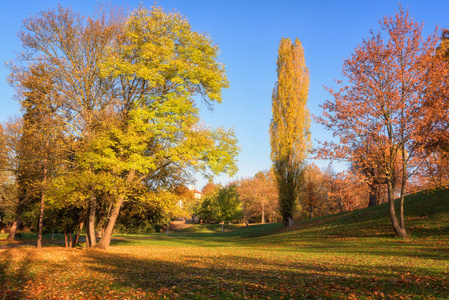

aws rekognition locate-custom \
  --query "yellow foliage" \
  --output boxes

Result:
[269,37,311,224]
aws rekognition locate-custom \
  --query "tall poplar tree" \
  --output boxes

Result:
[270,38,311,227]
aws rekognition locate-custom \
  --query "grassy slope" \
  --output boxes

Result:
[0,189,448,299]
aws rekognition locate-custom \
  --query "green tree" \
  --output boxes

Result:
[269,38,311,227]
[214,184,242,223]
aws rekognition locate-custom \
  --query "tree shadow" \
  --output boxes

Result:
[76,248,448,299]
[0,249,35,299]
[0,240,447,299]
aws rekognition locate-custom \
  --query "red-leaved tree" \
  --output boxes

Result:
[317,7,449,238]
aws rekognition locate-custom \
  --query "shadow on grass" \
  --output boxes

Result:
[1,231,448,299]
[0,249,35,299]
[110,223,448,262]
[74,247,448,299]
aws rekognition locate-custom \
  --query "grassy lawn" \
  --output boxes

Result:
[0,189,448,299]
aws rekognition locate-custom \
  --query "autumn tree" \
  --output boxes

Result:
[270,38,311,227]
[301,163,326,221]
[323,170,368,214]
[202,182,218,197]
[253,171,278,223]
[422,152,449,188]
[9,5,122,248]
[349,140,388,207]
[235,177,257,224]
[92,6,238,249]
[317,7,449,238]
[0,117,22,240]
[19,64,66,249]
[237,171,278,224]
[418,29,449,187]
[9,5,239,249]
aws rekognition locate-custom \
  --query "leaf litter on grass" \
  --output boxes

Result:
[0,189,448,299]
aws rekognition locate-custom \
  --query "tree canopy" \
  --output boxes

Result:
[5,4,239,249]
[317,7,449,238]
[270,37,310,227]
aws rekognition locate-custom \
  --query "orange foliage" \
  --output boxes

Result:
[316,7,449,237]
[236,170,279,224]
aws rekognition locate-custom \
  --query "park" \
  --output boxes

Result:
[1,1,449,299]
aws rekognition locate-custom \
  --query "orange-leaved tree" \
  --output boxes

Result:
[236,170,278,224]
[317,7,449,238]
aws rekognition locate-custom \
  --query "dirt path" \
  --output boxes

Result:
[169,220,194,232]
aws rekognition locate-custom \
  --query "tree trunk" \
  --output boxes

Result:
[36,191,45,249]
[95,170,135,250]
[37,150,48,249]
[87,194,97,247]
[6,215,21,241]
[73,211,86,247]
[64,227,68,248]
[399,152,407,232]
[387,181,407,238]
[261,202,265,224]
[368,184,378,207]
[94,195,124,249]
[72,221,84,247]
[85,226,90,248]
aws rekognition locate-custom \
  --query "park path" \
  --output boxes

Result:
[169,220,197,232]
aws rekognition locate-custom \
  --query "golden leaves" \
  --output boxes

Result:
[270,37,311,223]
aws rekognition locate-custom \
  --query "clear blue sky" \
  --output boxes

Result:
[1,1,447,189]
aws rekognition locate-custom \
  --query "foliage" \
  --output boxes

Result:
[195,183,243,223]
[213,184,242,223]
[317,7,449,238]
[6,4,239,248]
[300,163,326,220]
[0,119,21,225]
[236,170,279,224]
[195,195,217,224]
[323,169,369,213]
[201,182,217,197]
[92,5,238,248]
[270,37,311,227]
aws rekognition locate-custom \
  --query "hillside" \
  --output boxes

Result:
[274,187,449,239]
[219,188,448,253]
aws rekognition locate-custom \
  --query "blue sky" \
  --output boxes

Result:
[1,1,448,189]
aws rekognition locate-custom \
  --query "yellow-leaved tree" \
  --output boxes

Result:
[270,38,311,227]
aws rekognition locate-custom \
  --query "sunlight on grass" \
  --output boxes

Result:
[1,189,448,299]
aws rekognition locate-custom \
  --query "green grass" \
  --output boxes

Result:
[1,188,448,299]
